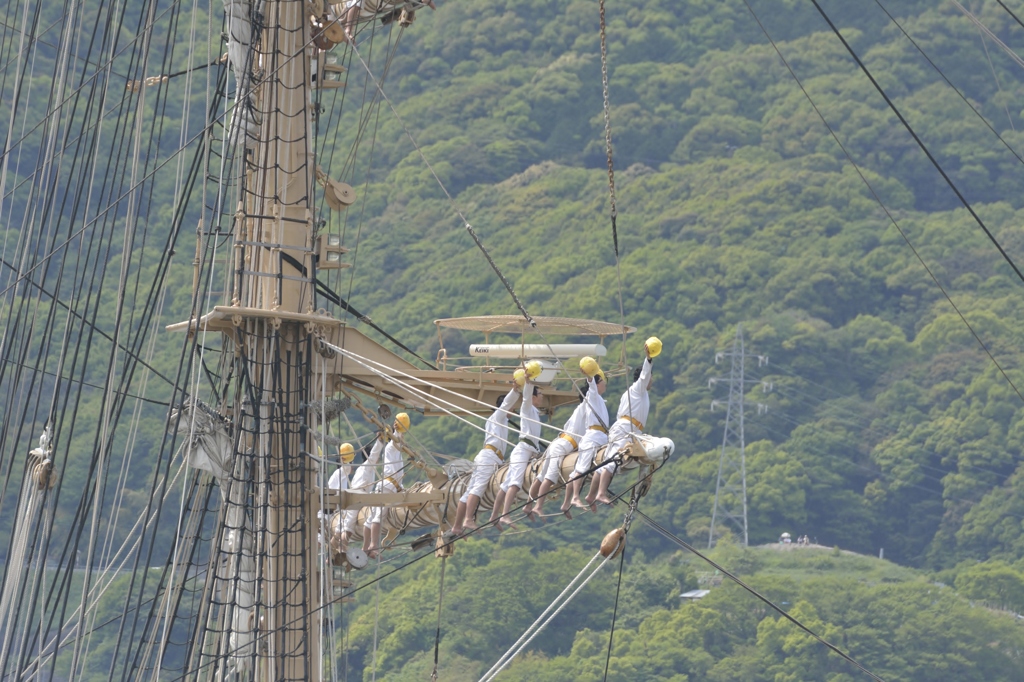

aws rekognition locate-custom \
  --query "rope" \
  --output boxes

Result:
[165,470,649,682]
[429,556,447,681]
[602,542,626,682]
[347,41,536,327]
[371,553,381,682]
[479,552,610,682]
[325,343,560,443]
[602,491,639,682]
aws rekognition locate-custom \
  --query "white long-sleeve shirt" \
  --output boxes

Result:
[559,397,589,446]
[348,438,383,492]
[484,387,520,457]
[612,357,652,437]
[327,464,350,492]
[578,375,611,450]
[518,381,542,450]
[381,435,404,487]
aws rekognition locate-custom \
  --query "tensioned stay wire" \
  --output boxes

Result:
[348,41,536,327]
[738,0,1024,408]
[809,0,1024,293]
[872,0,1024,169]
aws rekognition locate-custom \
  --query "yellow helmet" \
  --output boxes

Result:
[525,360,543,379]
[395,412,411,433]
[580,356,600,378]
[513,368,527,387]
[339,442,355,463]
[645,336,663,358]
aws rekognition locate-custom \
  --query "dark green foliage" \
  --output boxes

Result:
[14,0,1024,678]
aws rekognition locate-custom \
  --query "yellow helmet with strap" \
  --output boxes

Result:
[395,412,411,433]
[580,356,600,377]
[645,336,663,358]
[339,442,355,463]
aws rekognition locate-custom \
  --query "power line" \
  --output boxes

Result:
[635,508,887,682]
[873,0,1024,167]
[808,0,1024,291]
[997,0,1024,31]
[737,0,1024,409]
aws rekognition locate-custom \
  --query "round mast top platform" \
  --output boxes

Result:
[434,315,635,337]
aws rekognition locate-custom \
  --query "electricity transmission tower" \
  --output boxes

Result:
[708,325,771,548]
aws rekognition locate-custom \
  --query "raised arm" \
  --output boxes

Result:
[494,386,520,424]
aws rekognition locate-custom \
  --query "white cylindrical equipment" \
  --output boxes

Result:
[469,344,607,359]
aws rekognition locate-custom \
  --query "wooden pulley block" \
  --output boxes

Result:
[313,28,336,51]
[331,180,356,206]
[323,182,344,212]
[322,13,346,43]
[345,547,369,570]
[600,527,625,558]
[435,532,455,558]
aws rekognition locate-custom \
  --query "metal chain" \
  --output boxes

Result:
[599,0,619,254]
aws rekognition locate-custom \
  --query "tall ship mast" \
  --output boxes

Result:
[0,1,673,679]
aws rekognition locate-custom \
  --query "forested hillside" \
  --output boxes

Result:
[316,0,1024,678]
[8,0,1024,679]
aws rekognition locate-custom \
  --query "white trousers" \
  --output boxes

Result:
[460,448,502,503]
[596,423,641,475]
[500,442,538,492]
[574,430,609,477]
[364,478,398,527]
[541,437,575,483]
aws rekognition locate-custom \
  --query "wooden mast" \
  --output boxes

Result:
[241,0,319,678]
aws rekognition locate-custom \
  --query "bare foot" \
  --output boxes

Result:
[464,518,478,532]
[596,495,614,506]
[559,500,573,519]
[450,526,463,536]
[366,546,380,559]
[496,516,517,531]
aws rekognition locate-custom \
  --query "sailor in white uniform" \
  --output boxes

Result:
[340,437,383,548]
[559,368,610,515]
[325,443,355,550]
[586,339,659,507]
[339,0,436,42]
[523,382,591,520]
[450,385,521,535]
[363,413,411,558]
[491,378,545,530]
